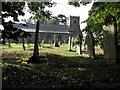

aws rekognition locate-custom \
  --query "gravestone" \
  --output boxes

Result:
[68,36,72,51]
[41,39,45,48]
[54,34,59,47]
[76,35,82,54]
[71,37,74,49]
[86,32,95,59]
[58,41,62,45]
[102,15,118,62]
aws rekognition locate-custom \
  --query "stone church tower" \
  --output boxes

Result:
[66,16,82,37]
[66,16,83,54]
[67,16,80,30]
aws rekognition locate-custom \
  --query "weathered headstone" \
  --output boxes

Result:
[68,36,72,51]
[50,40,53,45]
[103,15,118,62]
[41,39,45,48]
[58,41,62,45]
[64,40,66,44]
[54,34,59,47]
[71,37,74,49]
[75,35,82,54]
[86,32,95,59]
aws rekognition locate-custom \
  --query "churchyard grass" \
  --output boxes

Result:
[2,43,120,88]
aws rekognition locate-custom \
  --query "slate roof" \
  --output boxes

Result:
[13,23,70,34]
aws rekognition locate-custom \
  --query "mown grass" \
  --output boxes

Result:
[2,43,120,88]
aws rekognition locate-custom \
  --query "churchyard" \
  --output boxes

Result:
[1,1,120,89]
[1,43,120,88]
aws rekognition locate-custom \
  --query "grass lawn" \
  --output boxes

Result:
[1,43,120,89]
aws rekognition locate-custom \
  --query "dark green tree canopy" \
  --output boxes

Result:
[28,2,56,20]
[69,1,120,46]
[2,2,25,22]
[57,14,67,25]
[83,2,120,45]
[2,2,31,44]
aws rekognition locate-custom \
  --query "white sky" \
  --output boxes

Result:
[45,0,93,30]
[80,3,93,30]
[50,1,93,30]
[5,1,93,30]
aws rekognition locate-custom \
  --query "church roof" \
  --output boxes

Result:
[13,23,70,34]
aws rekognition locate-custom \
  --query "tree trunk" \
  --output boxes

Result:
[22,38,25,50]
[33,20,39,56]
[54,34,59,47]
[8,39,11,47]
[28,20,40,63]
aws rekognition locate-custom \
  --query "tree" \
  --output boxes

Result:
[83,2,120,47]
[27,2,56,63]
[46,16,59,24]
[58,14,67,25]
[69,1,120,47]
[2,2,25,45]
[14,26,31,50]
[68,1,89,7]
[2,21,18,47]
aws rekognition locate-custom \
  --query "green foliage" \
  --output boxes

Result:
[39,14,67,25]
[47,16,59,24]
[69,1,120,45]
[68,1,90,7]
[2,2,26,44]
[2,2,25,21]
[28,2,56,20]
[58,14,67,25]
[68,2,80,7]
[83,2,120,46]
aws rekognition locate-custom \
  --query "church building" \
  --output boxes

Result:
[13,16,82,44]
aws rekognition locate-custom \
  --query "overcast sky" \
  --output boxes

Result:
[45,0,93,30]
[7,1,93,30]
[24,0,92,30]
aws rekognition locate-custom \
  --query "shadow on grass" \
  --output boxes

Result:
[2,52,120,89]
[44,46,54,49]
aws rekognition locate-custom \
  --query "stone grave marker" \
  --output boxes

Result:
[103,15,118,62]
[54,34,60,47]
[68,36,72,51]
[41,39,45,48]
[75,35,82,54]
[86,32,95,59]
